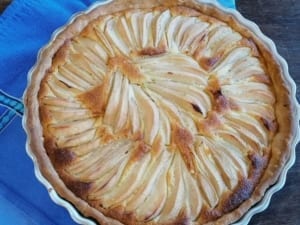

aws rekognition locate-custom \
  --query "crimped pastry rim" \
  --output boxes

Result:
[22,0,300,225]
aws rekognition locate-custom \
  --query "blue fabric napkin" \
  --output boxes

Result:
[0,0,235,224]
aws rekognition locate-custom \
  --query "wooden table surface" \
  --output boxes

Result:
[0,0,10,13]
[0,0,299,225]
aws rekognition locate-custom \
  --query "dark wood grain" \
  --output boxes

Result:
[0,0,11,13]
[237,1,300,225]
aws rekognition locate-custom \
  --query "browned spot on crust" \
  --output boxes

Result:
[53,149,76,167]
[43,137,57,156]
[131,141,151,162]
[77,80,109,115]
[43,137,76,167]
[170,6,201,17]
[105,205,136,225]
[191,103,203,114]
[212,89,222,98]
[107,205,125,220]
[139,46,167,56]
[222,178,254,213]
[132,131,144,141]
[52,40,71,68]
[80,21,99,42]
[97,126,115,144]
[173,125,195,173]
[66,180,92,199]
[202,153,268,223]
[207,76,238,112]
[215,92,230,112]
[222,153,267,213]
[198,112,222,134]
[201,205,222,223]
[108,56,144,84]
[203,179,255,223]
[248,152,268,178]
[261,117,278,132]
[207,75,221,94]
[251,74,271,84]
[199,56,220,71]
[173,126,193,147]
[39,106,52,126]
[240,38,259,57]
[212,89,239,112]
[173,209,192,225]
[192,34,208,60]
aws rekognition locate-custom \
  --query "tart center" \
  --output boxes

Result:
[108,56,145,84]
[103,51,212,146]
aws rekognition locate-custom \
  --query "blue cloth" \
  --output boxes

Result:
[0,0,235,224]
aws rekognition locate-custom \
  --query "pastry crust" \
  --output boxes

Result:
[24,0,298,224]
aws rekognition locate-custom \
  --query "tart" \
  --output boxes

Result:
[24,0,299,224]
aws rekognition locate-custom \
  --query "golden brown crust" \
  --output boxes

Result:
[65,180,92,200]
[52,40,71,68]
[108,56,145,84]
[198,112,222,135]
[138,46,167,56]
[77,81,109,115]
[199,56,221,71]
[131,141,151,162]
[24,0,298,225]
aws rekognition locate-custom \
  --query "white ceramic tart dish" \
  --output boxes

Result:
[23,0,300,224]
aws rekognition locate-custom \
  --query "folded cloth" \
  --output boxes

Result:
[0,0,235,224]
